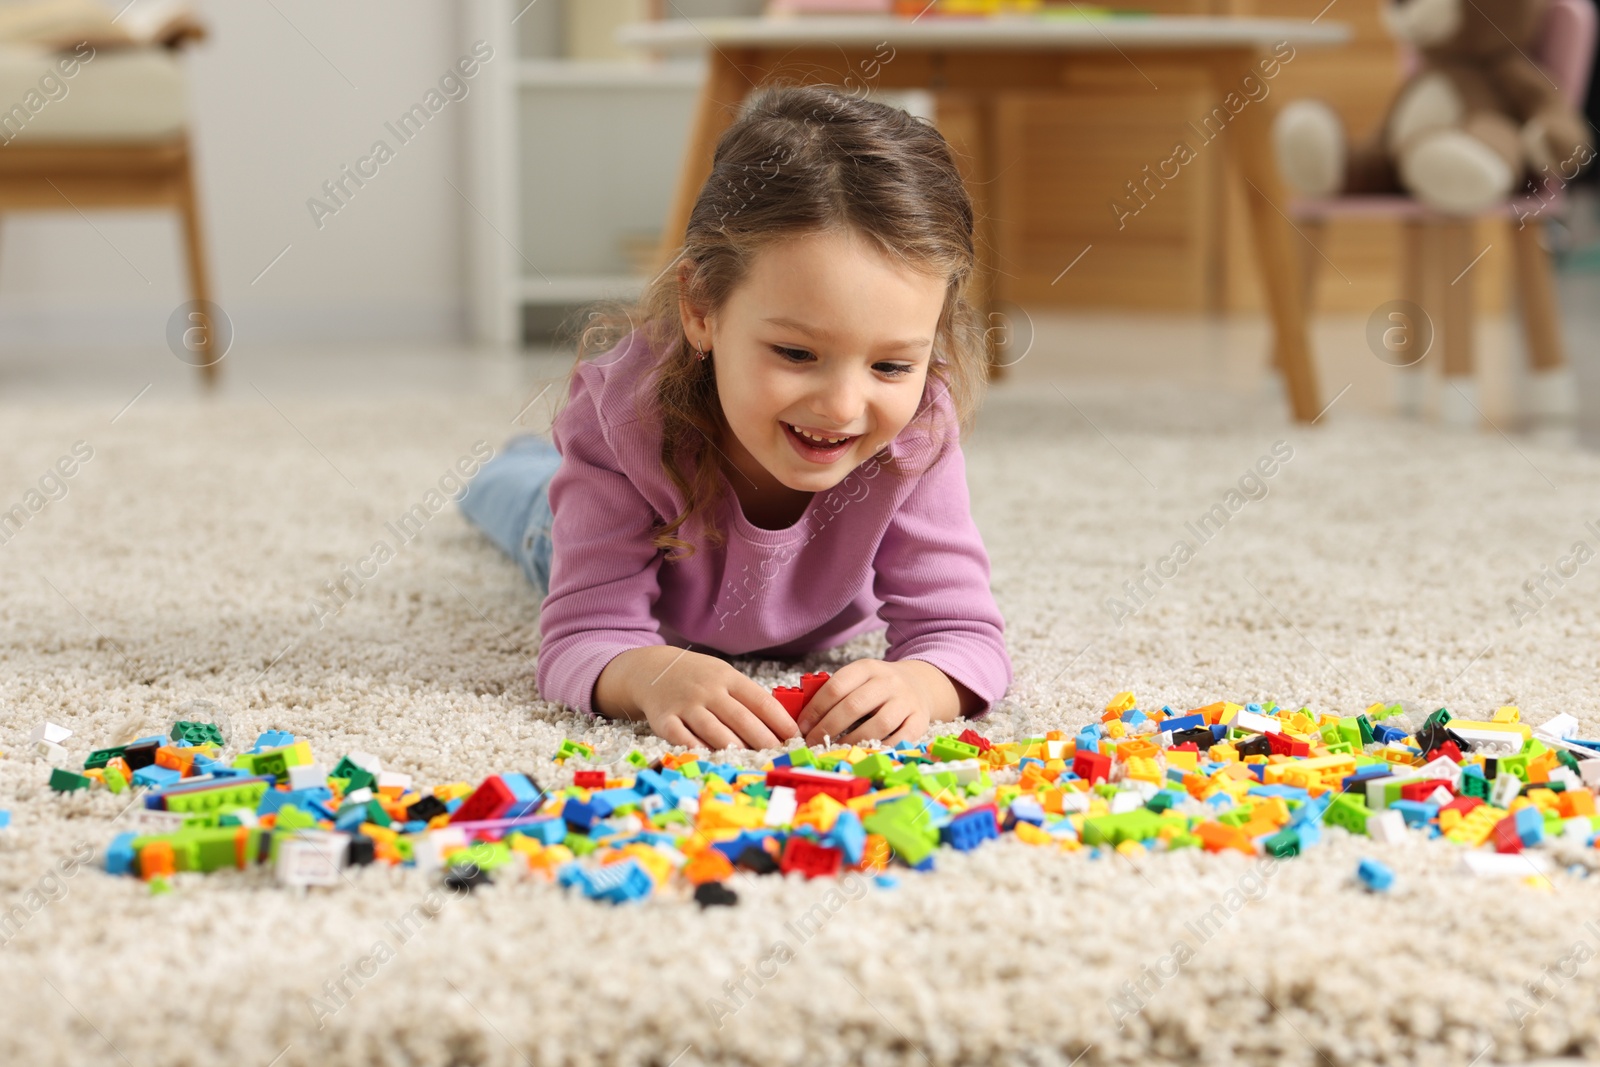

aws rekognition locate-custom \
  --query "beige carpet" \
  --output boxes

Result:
[2,379,1599,1067]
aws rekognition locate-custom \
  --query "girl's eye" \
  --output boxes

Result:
[773,345,812,363]
[875,362,915,378]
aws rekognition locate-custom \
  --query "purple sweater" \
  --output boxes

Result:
[536,332,1011,717]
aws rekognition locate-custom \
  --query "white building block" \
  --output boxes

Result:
[287,763,327,791]
[764,785,797,827]
[30,723,72,746]
[1367,808,1408,844]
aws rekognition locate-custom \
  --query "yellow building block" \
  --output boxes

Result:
[1446,804,1506,847]
[1105,691,1137,717]
[791,792,845,833]
[1167,749,1198,772]
[1492,705,1521,724]
[697,795,766,832]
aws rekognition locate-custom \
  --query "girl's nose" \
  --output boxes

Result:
[811,368,865,428]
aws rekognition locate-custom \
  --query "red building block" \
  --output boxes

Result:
[1072,750,1111,785]
[1267,731,1310,757]
[1401,779,1456,803]
[1441,795,1483,817]
[780,836,842,879]
[450,776,515,824]
[958,729,992,752]
[1426,741,1464,764]
[773,687,806,718]
[800,672,829,703]
[766,767,871,805]
[1491,815,1524,854]
[573,770,606,789]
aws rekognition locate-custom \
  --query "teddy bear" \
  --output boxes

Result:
[1273,0,1592,215]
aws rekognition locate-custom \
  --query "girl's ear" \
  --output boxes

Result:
[678,260,713,352]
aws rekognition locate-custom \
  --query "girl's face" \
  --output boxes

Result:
[686,228,948,495]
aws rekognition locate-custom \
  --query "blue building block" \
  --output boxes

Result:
[1121,708,1148,727]
[1162,714,1205,733]
[132,765,181,789]
[333,805,368,832]
[1390,800,1438,828]
[250,730,296,753]
[1006,796,1045,827]
[1357,857,1394,892]
[561,798,597,832]
[1372,724,1409,745]
[511,818,568,846]
[105,832,137,876]
[560,858,653,903]
[941,808,999,852]
[825,809,867,864]
[589,787,643,818]
[0,811,10,830]
[501,773,546,818]
[1514,805,1544,847]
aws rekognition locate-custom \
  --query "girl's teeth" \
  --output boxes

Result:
[791,424,848,444]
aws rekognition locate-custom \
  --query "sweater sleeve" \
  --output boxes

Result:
[872,436,1012,716]
[535,371,668,716]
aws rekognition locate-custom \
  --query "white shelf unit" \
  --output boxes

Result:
[463,0,705,345]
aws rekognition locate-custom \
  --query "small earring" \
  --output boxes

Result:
[694,341,710,361]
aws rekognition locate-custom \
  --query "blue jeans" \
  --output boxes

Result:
[457,435,562,596]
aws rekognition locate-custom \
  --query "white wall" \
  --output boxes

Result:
[0,0,482,347]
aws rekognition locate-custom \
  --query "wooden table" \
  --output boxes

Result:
[619,14,1350,422]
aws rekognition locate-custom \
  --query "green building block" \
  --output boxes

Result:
[364,799,391,828]
[1336,718,1363,749]
[1371,702,1404,721]
[812,754,842,772]
[1165,831,1202,850]
[1499,754,1531,782]
[49,768,93,792]
[679,761,704,780]
[929,736,980,762]
[164,779,269,815]
[1081,808,1162,847]
[742,782,771,802]
[1263,828,1301,857]
[861,797,939,865]
[1324,793,1371,836]
[563,832,599,857]
[625,750,649,769]
[787,747,816,768]
[553,739,594,761]
[276,805,316,832]
[883,765,921,789]
[1422,708,1453,731]
[1460,772,1490,800]
[104,765,127,794]
[1217,804,1256,828]
[170,721,225,746]
[1355,715,1375,746]
[851,753,898,781]
[84,745,126,770]
[1325,742,1354,756]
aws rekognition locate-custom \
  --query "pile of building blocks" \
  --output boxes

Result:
[45,693,1600,902]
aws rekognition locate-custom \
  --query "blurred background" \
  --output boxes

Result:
[0,0,1595,437]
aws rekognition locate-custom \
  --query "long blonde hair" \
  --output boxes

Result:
[566,84,988,559]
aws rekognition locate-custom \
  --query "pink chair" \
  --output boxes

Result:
[1288,0,1598,424]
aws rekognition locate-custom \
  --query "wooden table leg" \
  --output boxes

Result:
[1511,219,1565,372]
[654,49,756,272]
[933,92,1003,378]
[1221,55,1321,423]
[176,136,218,387]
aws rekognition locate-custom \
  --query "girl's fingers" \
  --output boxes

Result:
[881,714,925,747]
[729,674,800,742]
[842,704,907,745]
[805,678,891,745]
[681,705,744,751]
[655,715,705,750]
[795,666,868,735]
[709,692,782,750]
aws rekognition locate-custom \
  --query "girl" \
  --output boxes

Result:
[460,85,1010,751]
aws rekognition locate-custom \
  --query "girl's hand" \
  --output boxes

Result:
[595,645,800,750]
[795,659,965,746]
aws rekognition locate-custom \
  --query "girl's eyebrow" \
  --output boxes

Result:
[762,316,930,352]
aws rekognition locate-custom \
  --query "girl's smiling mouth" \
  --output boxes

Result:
[783,421,860,463]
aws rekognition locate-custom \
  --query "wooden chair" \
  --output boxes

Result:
[1288,0,1597,427]
[0,29,217,382]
